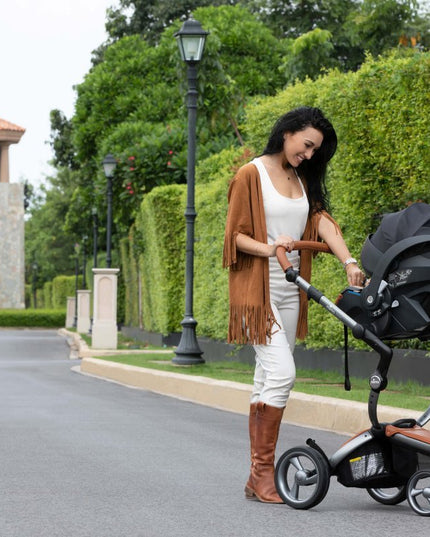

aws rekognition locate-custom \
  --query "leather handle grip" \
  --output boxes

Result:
[276,241,332,272]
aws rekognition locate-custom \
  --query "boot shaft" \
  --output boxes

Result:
[254,402,284,465]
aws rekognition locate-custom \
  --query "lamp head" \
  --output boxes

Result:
[102,153,117,178]
[174,18,208,63]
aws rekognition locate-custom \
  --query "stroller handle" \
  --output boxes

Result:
[276,240,332,272]
[276,240,393,428]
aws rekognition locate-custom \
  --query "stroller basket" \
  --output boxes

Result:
[335,439,417,489]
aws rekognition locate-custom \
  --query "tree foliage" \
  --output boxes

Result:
[24,168,82,283]
[105,0,236,44]
[70,5,289,231]
[49,110,78,170]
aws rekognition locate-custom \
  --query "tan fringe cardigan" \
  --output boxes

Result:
[222,162,338,345]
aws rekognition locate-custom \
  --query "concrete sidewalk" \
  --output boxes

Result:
[60,329,425,436]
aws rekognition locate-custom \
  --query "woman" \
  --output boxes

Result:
[223,106,364,503]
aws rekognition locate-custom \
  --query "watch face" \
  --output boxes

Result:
[344,258,357,268]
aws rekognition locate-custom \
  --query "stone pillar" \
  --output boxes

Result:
[77,290,91,334]
[0,119,25,309]
[0,183,25,308]
[0,143,10,183]
[0,119,25,184]
[91,268,120,349]
[66,296,75,328]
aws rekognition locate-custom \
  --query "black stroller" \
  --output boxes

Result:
[274,202,430,516]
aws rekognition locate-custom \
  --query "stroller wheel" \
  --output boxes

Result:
[366,486,407,505]
[275,445,330,509]
[407,470,430,516]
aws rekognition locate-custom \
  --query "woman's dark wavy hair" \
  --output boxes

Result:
[262,106,337,212]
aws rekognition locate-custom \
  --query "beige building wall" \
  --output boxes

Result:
[0,119,26,308]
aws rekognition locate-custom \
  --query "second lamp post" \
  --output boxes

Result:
[102,153,117,269]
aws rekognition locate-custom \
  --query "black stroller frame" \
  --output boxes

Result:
[275,239,430,516]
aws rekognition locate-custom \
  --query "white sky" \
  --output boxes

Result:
[0,0,118,187]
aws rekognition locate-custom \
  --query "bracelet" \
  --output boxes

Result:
[343,257,358,270]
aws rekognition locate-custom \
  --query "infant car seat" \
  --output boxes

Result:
[337,202,430,340]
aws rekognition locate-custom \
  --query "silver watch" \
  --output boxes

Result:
[343,257,358,270]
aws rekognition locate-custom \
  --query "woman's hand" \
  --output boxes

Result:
[345,262,365,287]
[236,232,297,258]
[272,235,295,256]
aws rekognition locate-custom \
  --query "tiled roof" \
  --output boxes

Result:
[0,119,25,132]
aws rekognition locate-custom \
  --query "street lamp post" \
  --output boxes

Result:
[172,18,208,365]
[92,207,98,270]
[32,261,38,309]
[82,235,88,289]
[89,208,98,335]
[102,154,117,269]
[73,242,80,328]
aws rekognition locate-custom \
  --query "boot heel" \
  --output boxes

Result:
[244,485,257,499]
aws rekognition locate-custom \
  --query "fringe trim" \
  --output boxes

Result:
[227,305,278,345]
[222,231,253,271]
[222,231,238,268]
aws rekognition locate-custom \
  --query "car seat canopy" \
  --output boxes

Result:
[361,203,430,276]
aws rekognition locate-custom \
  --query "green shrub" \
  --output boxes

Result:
[0,309,66,327]
[120,230,140,327]
[52,275,82,310]
[136,184,186,334]
[43,281,53,309]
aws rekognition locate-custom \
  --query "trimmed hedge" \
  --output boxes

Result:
[43,281,53,309]
[136,184,186,334]
[0,309,66,327]
[120,229,140,327]
[52,275,82,310]
[129,51,430,350]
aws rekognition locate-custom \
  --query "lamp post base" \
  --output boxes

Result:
[173,316,205,365]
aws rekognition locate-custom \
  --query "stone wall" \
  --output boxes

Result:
[0,183,25,308]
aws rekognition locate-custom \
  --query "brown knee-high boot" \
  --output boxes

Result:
[248,401,284,503]
[244,402,258,499]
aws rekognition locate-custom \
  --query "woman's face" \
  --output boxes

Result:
[283,126,323,167]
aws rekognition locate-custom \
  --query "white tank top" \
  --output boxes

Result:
[253,157,309,273]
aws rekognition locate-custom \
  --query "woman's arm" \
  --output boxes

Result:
[236,232,296,258]
[318,214,365,287]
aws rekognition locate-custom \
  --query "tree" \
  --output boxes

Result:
[281,28,337,83]
[246,0,428,71]
[24,169,82,285]
[345,0,418,56]
[49,109,78,170]
[105,0,235,44]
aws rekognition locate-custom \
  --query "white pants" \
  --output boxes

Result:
[251,266,299,408]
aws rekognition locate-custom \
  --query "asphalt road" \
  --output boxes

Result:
[0,328,428,537]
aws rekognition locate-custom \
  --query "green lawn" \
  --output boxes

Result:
[96,349,430,413]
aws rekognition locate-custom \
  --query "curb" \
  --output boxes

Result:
[59,330,423,436]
